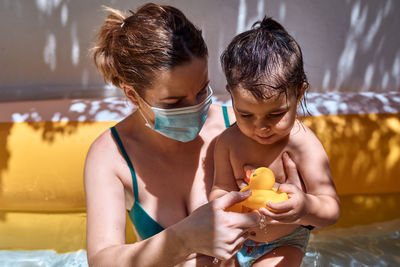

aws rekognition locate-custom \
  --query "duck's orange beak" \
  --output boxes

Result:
[245,169,252,184]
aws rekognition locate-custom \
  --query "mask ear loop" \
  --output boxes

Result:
[137,108,152,128]
[132,89,153,128]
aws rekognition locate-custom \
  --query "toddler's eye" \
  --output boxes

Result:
[240,113,252,118]
[270,112,286,117]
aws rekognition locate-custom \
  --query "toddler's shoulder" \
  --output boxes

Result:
[219,122,240,139]
[289,120,325,150]
[215,123,243,148]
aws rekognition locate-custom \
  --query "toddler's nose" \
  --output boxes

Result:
[259,125,271,132]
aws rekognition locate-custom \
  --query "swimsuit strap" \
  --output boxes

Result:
[110,126,139,200]
[222,106,231,128]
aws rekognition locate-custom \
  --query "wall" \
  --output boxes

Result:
[1,0,399,101]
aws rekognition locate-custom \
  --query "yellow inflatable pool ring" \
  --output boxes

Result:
[1,98,399,253]
[226,167,289,213]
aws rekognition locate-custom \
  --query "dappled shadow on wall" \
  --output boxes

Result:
[304,113,399,195]
[0,97,133,209]
[303,113,400,227]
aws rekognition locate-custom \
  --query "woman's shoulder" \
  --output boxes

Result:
[200,104,236,139]
[88,127,116,158]
[84,127,121,179]
[208,104,235,124]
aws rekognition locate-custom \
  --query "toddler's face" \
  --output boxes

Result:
[231,86,298,145]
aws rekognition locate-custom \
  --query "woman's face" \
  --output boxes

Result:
[231,85,299,145]
[134,57,210,124]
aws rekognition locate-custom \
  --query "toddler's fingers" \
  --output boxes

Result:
[243,164,256,172]
[282,152,299,180]
[236,179,248,189]
[277,183,298,194]
[259,208,296,222]
[266,200,293,212]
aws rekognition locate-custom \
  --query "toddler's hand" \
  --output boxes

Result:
[259,183,307,223]
[258,152,307,223]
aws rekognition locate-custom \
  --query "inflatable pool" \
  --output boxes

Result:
[0,92,399,265]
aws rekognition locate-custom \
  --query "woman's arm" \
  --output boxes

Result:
[84,133,259,266]
[84,134,191,266]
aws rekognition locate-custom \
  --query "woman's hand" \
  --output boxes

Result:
[174,191,260,261]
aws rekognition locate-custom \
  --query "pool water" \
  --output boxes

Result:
[302,219,400,267]
[0,250,88,267]
[1,219,399,267]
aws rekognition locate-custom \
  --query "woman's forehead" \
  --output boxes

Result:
[145,58,208,99]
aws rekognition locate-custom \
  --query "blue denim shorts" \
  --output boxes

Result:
[237,226,311,267]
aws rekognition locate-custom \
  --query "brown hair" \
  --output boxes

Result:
[221,17,308,100]
[92,3,208,96]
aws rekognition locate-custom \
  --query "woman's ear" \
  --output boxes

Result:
[122,84,139,106]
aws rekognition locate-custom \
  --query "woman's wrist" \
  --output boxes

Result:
[168,221,193,260]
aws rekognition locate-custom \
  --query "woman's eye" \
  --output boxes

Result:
[196,88,208,98]
[162,101,180,108]
[198,89,207,95]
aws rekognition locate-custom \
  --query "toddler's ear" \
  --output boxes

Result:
[296,82,308,103]
[225,85,232,94]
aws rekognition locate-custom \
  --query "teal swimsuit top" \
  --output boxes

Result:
[110,106,231,240]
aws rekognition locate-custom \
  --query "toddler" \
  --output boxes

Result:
[210,17,340,267]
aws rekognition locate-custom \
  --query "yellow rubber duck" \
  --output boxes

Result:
[226,167,289,213]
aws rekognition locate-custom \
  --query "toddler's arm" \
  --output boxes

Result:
[261,125,340,229]
[209,135,241,201]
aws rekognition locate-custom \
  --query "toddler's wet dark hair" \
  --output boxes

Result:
[221,17,308,101]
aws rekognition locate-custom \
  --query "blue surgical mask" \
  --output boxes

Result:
[137,86,213,142]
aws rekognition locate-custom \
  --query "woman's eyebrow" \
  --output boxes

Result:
[160,80,210,101]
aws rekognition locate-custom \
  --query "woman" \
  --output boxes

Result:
[84,3,299,266]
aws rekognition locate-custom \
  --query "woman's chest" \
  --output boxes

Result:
[118,144,213,228]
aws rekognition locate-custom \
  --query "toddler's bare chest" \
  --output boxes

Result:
[230,147,288,184]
